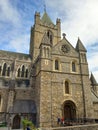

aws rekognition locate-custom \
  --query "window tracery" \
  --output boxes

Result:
[72,62,76,72]
[17,65,29,78]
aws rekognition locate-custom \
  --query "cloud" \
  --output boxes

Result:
[0,0,21,26]
[45,0,98,46]
[0,0,31,53]
[0,0,43,53]
[1,32,30,53]
[8,34,30,53]
[62,0,98,46]
[88,52,98,81]
[44,0,98,81]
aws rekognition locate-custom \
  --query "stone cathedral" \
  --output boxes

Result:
[0,11,98,129]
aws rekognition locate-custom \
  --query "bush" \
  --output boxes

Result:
[22,119,35,130]
[0,122,7,127]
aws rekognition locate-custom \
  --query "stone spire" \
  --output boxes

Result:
[41,32,50,45]
[76,37,87,52]
[41,11,54,25]
[90,73,98,86]
[44,4,46,12]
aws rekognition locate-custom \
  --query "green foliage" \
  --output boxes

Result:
[22,119,32,130]
[0,122,7,127]
[22,118,38,130]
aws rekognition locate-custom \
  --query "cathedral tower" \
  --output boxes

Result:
[29,11,61,62]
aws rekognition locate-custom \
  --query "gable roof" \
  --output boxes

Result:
[52,37,78,57]
[0,50,31,60]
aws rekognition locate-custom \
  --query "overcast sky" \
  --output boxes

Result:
[0,0,98,81]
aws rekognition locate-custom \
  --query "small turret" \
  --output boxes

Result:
[40,32,51,45]
[76,38,87,52]
[76,38,87,63]
[35,12,40,24]
[90,73,98,93]
[56,18,61,38]
[39,32,51,59]
[90,73,98,86]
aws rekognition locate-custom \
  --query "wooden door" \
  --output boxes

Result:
[12,115,20,129]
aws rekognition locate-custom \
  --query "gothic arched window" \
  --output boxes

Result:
[50,35,53,44]
[72,62,76,72]
[25,69,28,78]
[83,54,86,62]
[47,31,49,37]
[7,67,10,76]
[65,81,69,94]
[2,63,7,76]
[43,47,49,58]
[21,65,25,77]
[44,47,46,57]
[47,30,53,44]
[17,68,20,77]
[55,60,59,70]
[46,48,49,57]
[81,53,86,63]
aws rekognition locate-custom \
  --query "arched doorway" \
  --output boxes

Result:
[12,115,21,129]
[63,100,76,121]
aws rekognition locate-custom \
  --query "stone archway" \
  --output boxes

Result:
[63,100,76,121]
[12,114,21,129]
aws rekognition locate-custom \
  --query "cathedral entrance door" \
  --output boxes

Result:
[63,101,76,121]
[12,115,21,129]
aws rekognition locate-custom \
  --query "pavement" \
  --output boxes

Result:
[0,127,22,130]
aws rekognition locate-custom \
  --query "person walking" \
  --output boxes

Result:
[57,117,61,126]
[26,125,31,130]
[61,117,64,126]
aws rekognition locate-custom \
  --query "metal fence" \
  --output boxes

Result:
[56,118,97,127]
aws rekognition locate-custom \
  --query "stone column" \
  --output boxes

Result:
[7,80,15,112]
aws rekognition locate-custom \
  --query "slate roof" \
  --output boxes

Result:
[41,12,54,25]
[0,50,31,60]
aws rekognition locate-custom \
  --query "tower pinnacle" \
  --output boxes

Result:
[44,4,46,12]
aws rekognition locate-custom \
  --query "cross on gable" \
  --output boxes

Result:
[62,33,66,39]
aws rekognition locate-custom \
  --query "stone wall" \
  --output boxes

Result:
[42,124,98,130]
[93,102,98,119]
